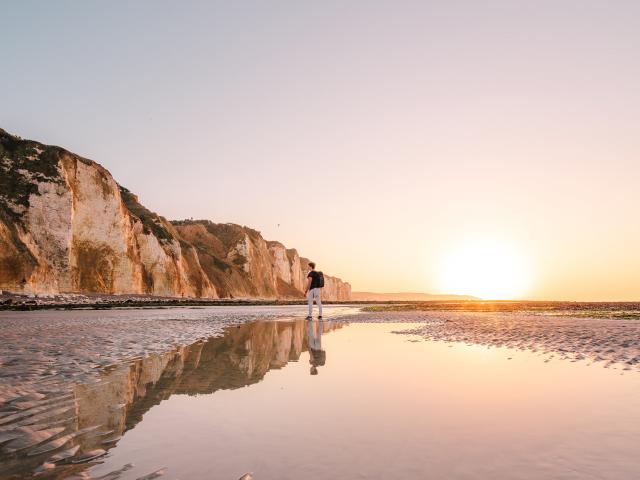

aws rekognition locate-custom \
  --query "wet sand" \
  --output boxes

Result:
[1,305,639,479]
[340,310,640,371]
[0,306,356,401]
[6,321,636,480]
[0,306,356,479]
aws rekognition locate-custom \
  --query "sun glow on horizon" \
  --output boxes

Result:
[438,238,531,300]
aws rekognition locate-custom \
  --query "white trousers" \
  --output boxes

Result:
[307,288,323,317]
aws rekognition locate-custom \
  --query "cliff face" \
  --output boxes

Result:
[0,129,350,300]
[0,129,216,297]
[173,220,351,300]
[299,255,352,301]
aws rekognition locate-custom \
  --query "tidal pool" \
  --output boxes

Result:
[3,318,640,479]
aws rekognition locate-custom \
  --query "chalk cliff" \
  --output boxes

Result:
[172,221,351,300]
[0,128,350,300]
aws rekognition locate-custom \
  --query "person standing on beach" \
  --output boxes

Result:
[305,262,323,320]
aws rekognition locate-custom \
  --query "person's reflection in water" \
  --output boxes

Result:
[307,319,327,375]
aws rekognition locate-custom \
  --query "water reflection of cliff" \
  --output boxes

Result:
[119,320,330,430]
[0,320,341,479]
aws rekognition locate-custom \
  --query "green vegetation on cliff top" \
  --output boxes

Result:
[0,129,64,223]
[119,186,174,242]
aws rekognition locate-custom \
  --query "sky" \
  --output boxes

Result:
[2,1,639,300]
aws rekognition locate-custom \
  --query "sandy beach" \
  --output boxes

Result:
[0,306,355,479]
[341,307,640,372]
[0,306,357,401]
[1,304,639,479]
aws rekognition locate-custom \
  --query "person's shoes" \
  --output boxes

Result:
[305,316,312,320]
[317,316,323,320]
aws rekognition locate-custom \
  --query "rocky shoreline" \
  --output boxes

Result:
[0,291,362,311]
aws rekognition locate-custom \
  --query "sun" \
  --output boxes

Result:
[438,238,530,300]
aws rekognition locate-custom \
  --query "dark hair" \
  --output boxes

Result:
[308,262,316,269]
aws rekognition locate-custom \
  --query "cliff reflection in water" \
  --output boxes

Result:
[82,319,342,444]
[1,319,342,479]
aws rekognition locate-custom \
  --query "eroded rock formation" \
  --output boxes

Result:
[0,128,350,300]
[174,221,351,300]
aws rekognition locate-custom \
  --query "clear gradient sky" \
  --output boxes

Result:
[2,1,639,300]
